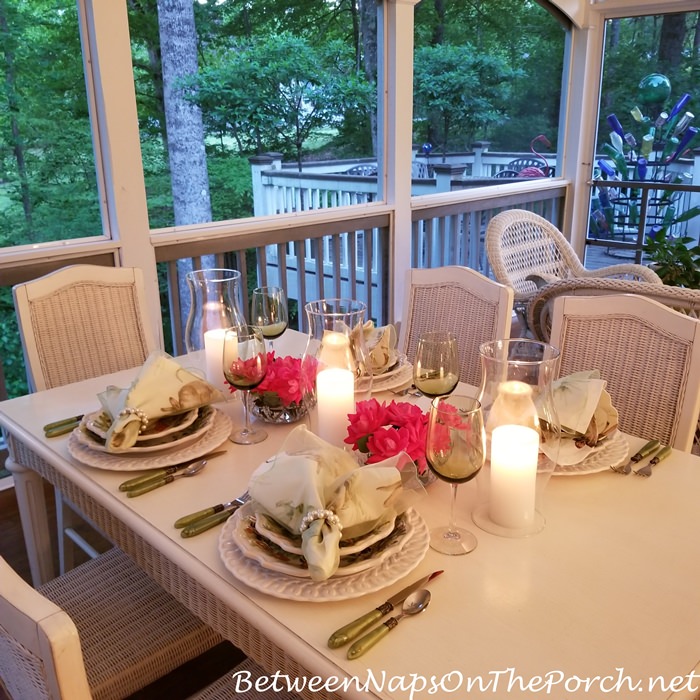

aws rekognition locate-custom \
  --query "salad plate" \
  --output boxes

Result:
[218,506,429,601]
[84,407,199,442]
[231,503,410,578]
[67,407,231,471]
[74,406,214,454]
[254,510,397,556]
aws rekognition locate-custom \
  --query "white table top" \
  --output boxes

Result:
[2,333,700,700]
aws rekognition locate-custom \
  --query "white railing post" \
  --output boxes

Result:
[471,141,490,177]
[432,163,466,193]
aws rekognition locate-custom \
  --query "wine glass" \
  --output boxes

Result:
[425,394,485,555]
[222,324,268,445]
[251,286,288,350]
[413,331,459,397]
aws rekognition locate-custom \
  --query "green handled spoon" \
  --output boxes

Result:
[347,589,431,660]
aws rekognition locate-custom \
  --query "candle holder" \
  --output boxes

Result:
[184,269,245,394]
[301,299,372,446]
[472,339,560,538]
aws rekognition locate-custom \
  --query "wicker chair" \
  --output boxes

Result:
[528,278,700,344]
[397,266,513,387]
[0,548,226,700]
[485,209,662,329]
[12,265,159,574]
[549,293,700,452]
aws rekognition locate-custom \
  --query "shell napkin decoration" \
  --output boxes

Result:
[97,351,224,452]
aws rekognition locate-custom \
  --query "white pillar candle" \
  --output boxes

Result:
[204,328,230,394]
[316,367,355,445]
[490,424,539,529]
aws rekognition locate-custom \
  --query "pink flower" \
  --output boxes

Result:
[230,353,317,406]
[345,398,429,475]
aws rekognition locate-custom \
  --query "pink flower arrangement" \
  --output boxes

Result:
[344,398,429,475]
[229,352,316,408]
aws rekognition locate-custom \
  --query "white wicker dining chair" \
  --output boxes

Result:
[12,265,160,575]
[0,547,225,700]
[485,209,662,329]
[549,293,700,452]
[397,265,514,387]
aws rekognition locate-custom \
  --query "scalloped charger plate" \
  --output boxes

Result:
[553,430,628,476]
[218,507,429,601]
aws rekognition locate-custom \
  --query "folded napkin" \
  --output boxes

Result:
[97,351,224,452]
[549,370,618,465]
[248,425,423,581]
[354,321,398,375]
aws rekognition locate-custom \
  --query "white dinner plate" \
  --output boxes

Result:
[74,406,213,454]
[553,430,629,476]
[218,507,429,601]
[67,407,231,471]
[232,503,410,578]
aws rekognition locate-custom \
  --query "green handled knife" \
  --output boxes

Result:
[43,415,84,438]
[180,507,239,537]
[118,450,227,492]
[327,570,443,649]
[174,494,249,529]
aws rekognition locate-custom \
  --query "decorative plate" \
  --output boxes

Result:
[83,407,199,442]
[358,361,414,394]
[74,406,214,454]
[218,507,429,601]
[554,430,629,476]
[67,407,231,471]
[254,510,397,556]
[231,503,410,578]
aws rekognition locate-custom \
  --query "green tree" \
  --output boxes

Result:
[413,44,519,156]
[193,33,373,168]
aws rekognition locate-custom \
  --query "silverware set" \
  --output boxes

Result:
[174,492,250,537]
[611,439,671,476]
[328,570,442,659]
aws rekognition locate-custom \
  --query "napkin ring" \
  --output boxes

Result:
[299,509,342,533]
[118,407,149,432]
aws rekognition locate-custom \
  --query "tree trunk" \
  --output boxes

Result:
[658,13,686,73]
[156,0,211,227]
[359,0,377,156]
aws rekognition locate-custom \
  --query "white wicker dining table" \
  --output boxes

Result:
[2,330,700,700]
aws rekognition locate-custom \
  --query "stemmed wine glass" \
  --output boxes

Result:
[251,286,288,351]
[413,331,459,397]
[425,395,485,555]
[222,324,268,445]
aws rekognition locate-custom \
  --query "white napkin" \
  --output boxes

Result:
[548,370,618,465]
[98,351,224,452]
[355,321,398,375]
[248,425,423,581]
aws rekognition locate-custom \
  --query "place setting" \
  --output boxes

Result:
[214,424,430,602]
[63,350,232,472]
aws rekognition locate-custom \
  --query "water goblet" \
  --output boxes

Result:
[251,286,288,350]
[222,324,268,445]
[413,331,459,398]
[425,394,485,555]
